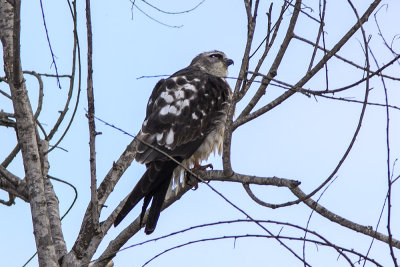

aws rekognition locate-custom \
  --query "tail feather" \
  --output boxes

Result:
[144,177,171,234]
[114,185,144,227]
[114,159,179,230]
[140,195,152,227]
[114,163,161,227]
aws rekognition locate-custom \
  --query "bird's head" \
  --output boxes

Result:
[190,50,234,78]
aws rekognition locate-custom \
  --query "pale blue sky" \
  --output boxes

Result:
[1,0,399,266]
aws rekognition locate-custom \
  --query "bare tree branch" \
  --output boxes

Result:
[290,186,400,249]
[0,0,58,265]
[39,0,61,88]
[38,139,67,260]
[86,0,100,238]
[2,1,399,266]
[233,0,382,130]
[236,0,301,121]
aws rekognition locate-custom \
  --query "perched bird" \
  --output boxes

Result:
[114,51,234,234]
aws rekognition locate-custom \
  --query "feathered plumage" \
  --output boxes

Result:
[114,51,233,234]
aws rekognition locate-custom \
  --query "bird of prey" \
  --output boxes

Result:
[114,50,234,234]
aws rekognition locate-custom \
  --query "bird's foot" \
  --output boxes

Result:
[196,163,214,171]
[185,163,213,190]
[192,162,214,171]
[185,171,199,190]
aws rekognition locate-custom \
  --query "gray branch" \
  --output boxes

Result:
[0,1,58,265]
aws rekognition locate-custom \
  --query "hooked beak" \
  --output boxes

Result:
[225,58,234,67]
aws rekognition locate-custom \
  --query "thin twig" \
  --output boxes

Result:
[23,71,44,121]
[293,34,400,81]
[142,235,358,267]
[302,176,338,266]
[47,0,81,153]
[140,0,205,15]
[39,0,61,88]
[97,219,380,266]
[91,115,311,267]
[132,2,183,28]
[290,186,400,249]
[233,0,383,129]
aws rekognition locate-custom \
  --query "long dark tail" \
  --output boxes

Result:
[114,160,178,234]
[144,176,171,234]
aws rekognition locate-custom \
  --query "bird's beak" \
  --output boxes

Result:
[225,58,234,66]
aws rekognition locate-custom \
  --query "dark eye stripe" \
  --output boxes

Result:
[209,53,223,59]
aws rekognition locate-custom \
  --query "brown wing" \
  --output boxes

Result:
[114,67,231,233]
[135,66,231,164]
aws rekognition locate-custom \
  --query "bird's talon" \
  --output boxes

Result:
[185,171,199,189]
[115,51,233,234]
[192,163,213,171]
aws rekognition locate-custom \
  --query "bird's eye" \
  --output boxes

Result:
[209,53,223,59]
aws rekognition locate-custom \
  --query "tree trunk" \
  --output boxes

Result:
[0,1,59,265]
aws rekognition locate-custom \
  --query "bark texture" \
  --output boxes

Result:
[0,1,59,265]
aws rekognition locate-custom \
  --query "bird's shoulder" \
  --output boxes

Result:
[145,66,229,115]
[135,66,231,163]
